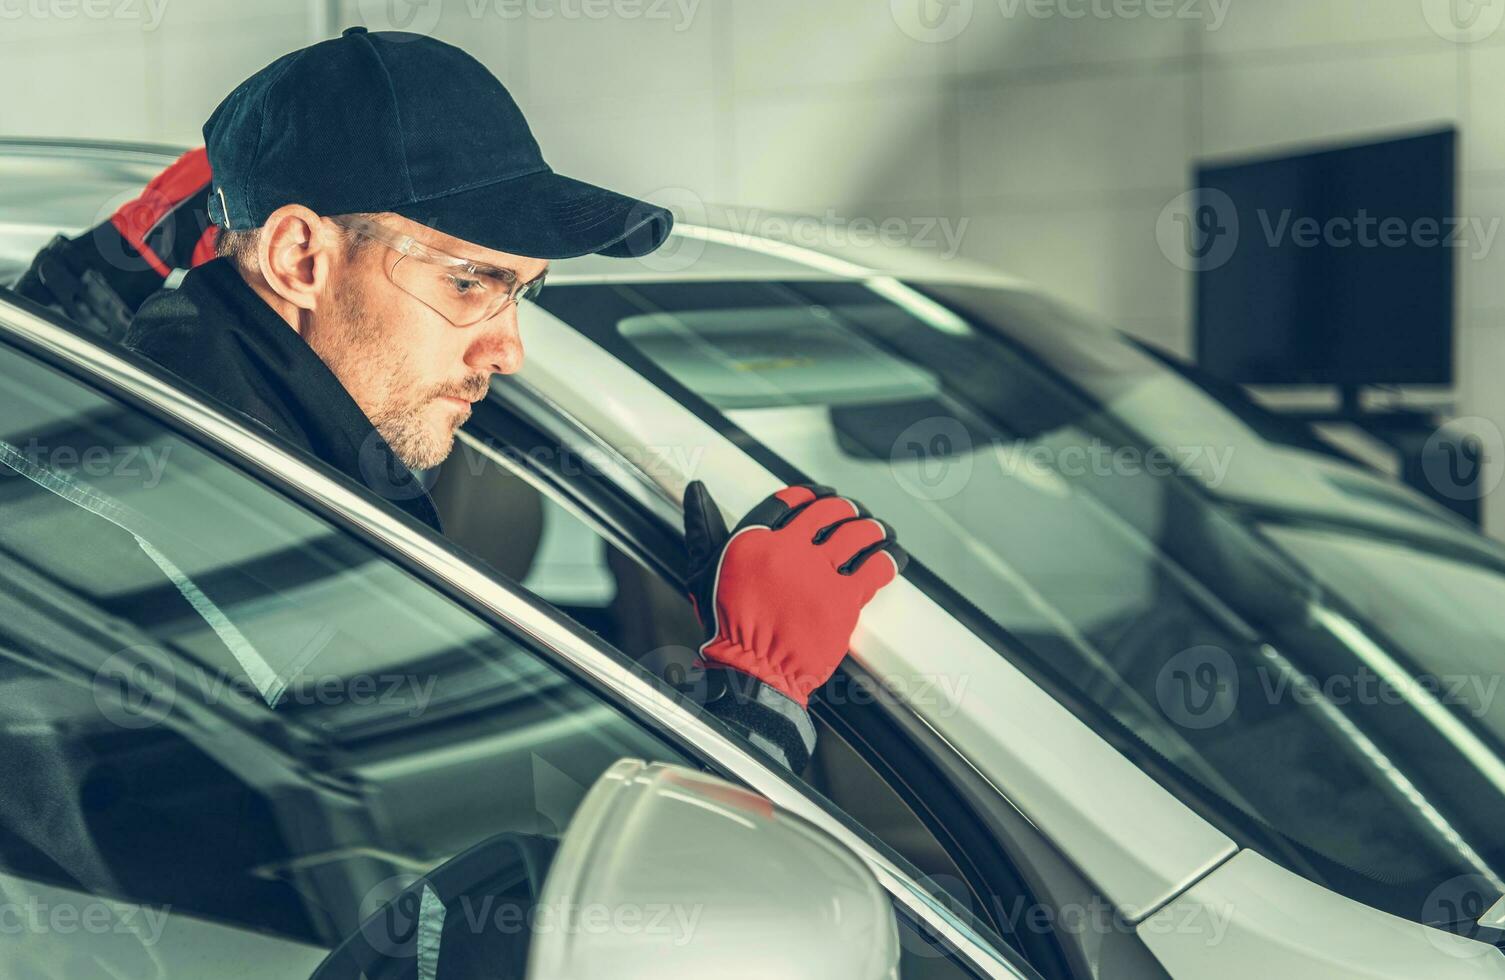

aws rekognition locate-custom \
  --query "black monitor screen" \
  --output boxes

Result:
[1193,128,1456,386]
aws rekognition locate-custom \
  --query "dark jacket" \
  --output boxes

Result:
[123,258,443,532]
[123,260,813,772]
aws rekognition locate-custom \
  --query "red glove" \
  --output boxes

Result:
[683,482,907,708]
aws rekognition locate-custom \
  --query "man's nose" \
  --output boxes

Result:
[465,308,525,376]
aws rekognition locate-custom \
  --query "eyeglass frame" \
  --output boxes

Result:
[326,214,547,326]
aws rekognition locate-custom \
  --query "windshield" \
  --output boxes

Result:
[538,277,1505,939]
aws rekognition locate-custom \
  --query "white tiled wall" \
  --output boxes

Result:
[4,0,1504,530]
[0,1,313,143]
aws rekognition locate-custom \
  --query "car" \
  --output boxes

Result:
[0,139,1025,980]
[5,138,1505,978]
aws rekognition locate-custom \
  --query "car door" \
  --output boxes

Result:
[0,291,1029,979]
[508,272,1505,977]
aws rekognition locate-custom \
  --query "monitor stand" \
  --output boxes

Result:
[1284,384,1431,427]
[1284,384,1480,526]
[1338,383,1363,422]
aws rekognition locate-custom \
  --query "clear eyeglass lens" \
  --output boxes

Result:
[388,253,544,326]
[516,274,546,304]
[388,256,496,326]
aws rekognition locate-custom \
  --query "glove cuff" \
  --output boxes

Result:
[696,666,817,774]
[700,637,814,707]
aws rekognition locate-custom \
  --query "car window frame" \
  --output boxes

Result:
[472,347,1087,980]
[0,286,1033,980]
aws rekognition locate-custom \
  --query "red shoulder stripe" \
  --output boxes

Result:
[109,146,213,278]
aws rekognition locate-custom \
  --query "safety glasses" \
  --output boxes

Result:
[328,215,546,327]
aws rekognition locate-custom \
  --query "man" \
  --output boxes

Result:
[107,27,906,773]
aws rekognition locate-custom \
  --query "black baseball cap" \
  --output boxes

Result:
[203,26,672,260]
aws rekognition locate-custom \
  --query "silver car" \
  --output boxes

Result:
[5,139,1505,978]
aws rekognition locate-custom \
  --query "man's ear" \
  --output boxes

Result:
[256,204,340,313]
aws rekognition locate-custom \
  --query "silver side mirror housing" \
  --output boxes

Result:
[527,759,901,980]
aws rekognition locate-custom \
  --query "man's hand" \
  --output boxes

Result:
[683,481,908,708]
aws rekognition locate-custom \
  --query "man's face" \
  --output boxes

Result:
[304,214,549,470]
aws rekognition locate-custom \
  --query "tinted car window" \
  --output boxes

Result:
[426,424,999,951]
[0,334,690,975]
[0,322,1022,979]
[538,278,1505,940]
[428,436,706,663]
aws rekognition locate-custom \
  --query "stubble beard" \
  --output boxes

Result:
[329,280,461,472]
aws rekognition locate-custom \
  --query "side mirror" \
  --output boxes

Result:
[528,758,900,980]
[309,760,899,980]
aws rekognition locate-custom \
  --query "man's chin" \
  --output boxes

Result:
[408,431,459,471]
[378,422,458,471]
[373,394,475,470]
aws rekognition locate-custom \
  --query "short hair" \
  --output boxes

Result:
[213,226,261,273]
[214,213,375,275]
